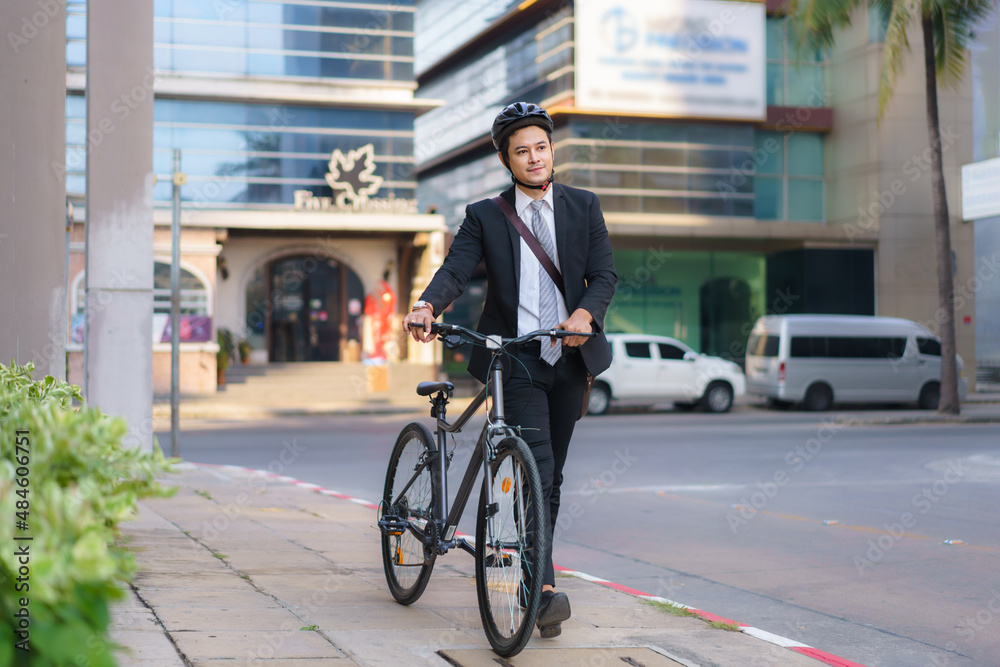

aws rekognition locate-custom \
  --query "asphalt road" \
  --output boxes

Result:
[156,408,1000,667]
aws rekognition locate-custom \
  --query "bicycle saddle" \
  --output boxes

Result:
[416,381,454,397]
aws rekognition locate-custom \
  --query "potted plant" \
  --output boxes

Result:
[217,328,235,387]
[238,337,251,365]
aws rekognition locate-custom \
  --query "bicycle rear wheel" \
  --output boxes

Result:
[475,436,546,657]
[381,422,438,605]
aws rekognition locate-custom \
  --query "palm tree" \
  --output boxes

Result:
[784,0,994,414]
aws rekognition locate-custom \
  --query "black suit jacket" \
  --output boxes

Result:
[421,183,617,383]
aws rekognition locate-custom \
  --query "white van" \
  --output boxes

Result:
[745,315,967,410]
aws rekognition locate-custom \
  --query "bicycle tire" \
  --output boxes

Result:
[475,436,546,657]
[381,422,438,605]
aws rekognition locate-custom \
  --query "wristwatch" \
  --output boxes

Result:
[412,300,433,314]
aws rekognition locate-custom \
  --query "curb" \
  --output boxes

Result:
[185,462,868,667]
[552,566,866,667]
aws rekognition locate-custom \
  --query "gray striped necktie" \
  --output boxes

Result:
[530,200,561,365]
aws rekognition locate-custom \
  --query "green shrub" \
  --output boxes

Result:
[0,361,176,667]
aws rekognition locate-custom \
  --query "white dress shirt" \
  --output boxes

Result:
[514,186,569,336]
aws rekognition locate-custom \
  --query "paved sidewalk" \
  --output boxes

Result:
[112,464,832,667]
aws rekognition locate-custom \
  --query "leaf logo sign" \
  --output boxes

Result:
[325,144,384,201]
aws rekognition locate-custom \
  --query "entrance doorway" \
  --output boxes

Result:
[246,256,364,362]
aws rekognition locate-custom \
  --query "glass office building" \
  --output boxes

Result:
[64,0,445,393]
[413,0,977,366]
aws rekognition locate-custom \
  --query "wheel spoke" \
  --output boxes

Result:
[476,437,545,657]
[381,423,437,605]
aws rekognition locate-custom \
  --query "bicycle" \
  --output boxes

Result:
[377,322,594,656]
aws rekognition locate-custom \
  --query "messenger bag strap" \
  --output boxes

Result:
[491,195,566,298]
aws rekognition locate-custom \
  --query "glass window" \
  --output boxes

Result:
[624,342,652,359]
[754,177,783,220]
[787,179,824,221]
[917,337,942,356]
[67,14,87,39]
[766,17,785,60]
[643,172,687,191]
[748,334,779,357]
[153,262,210,315]
[790,336,905,358]
[754,131,824,222]
[869,5,889,43]
[787,134,823,176]
[766,16,826,106]
[658,343,686,360]
[644,148,685,167]
[766,63,785,106]
[606,250,766,357]
[754,132,783,175]
[689,149,736,170]
[787,64,825,107]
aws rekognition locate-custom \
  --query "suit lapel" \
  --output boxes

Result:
[499,185,522,295]
[553,183,569,278]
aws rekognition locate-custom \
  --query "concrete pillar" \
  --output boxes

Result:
[85,0,155,450]
[0,1,68,380]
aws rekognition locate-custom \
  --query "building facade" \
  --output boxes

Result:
[413,0,978,376]
[65,0,445,395]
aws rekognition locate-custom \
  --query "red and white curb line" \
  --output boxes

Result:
[191,463,866,667]
[552,565,865,667]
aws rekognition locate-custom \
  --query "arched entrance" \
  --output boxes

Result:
[245,255,364,362]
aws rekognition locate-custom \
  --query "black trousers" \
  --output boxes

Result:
[501,341,588,587]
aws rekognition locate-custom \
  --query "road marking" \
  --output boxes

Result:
[192,462,871,667]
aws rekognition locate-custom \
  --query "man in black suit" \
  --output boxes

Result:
[402,102,616,638]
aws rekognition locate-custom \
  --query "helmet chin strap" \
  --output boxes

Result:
[511,170,554,192]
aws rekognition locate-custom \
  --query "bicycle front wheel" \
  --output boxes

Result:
[475,436,546,657]
[381,422,438,605]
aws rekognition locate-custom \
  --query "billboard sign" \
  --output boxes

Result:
[575,0,766,120]
[961,157,1000,221]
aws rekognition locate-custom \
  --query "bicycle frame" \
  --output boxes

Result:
[421,353,515,556]
[385,324,593,561]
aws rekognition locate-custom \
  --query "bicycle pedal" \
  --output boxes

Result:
[483,552,513,567]
[378,515,407,536]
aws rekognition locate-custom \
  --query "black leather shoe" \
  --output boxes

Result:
[536,590,571,638]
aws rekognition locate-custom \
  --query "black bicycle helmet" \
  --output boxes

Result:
[492,102,555,190]
[491,102,554,156]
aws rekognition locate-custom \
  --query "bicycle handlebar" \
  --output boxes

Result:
[408,321,596,347]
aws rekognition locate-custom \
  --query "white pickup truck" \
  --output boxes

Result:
[587,333,746,415]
